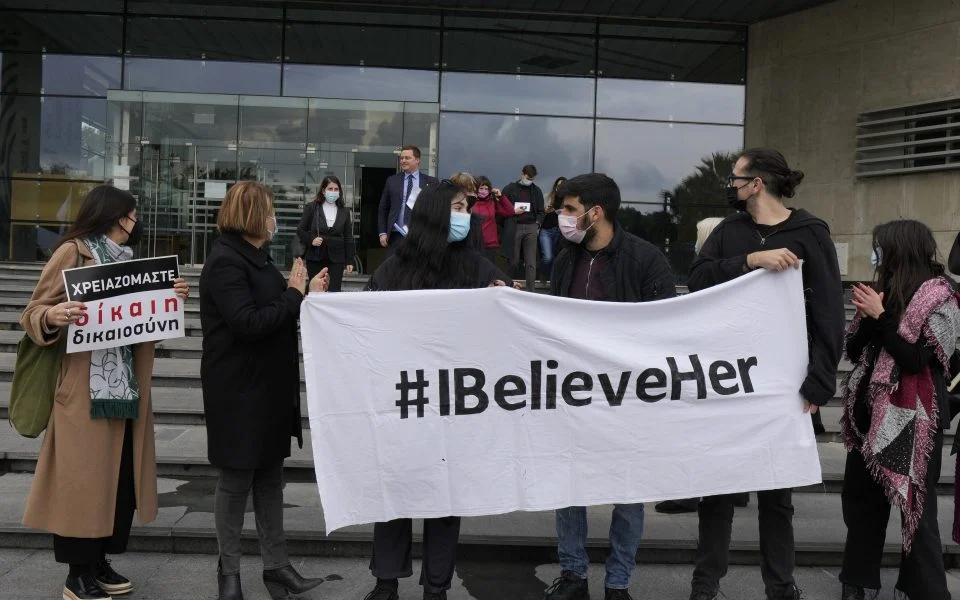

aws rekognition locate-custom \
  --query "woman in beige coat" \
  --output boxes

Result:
[20,184,188,600]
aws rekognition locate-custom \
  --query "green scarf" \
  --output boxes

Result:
[84,236,140,420]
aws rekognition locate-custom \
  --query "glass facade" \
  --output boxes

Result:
[0,2,745,278]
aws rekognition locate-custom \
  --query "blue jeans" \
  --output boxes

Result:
[539,227,561,277]
[555,504,645,589]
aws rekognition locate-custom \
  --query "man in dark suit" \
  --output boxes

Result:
[377,145,438,253]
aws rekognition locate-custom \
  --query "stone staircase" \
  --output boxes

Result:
[0,262,955,568]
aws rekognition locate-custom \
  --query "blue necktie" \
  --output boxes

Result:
[399,174,414,233]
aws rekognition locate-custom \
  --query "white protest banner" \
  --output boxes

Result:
[302,268,821,533]
[63,256,184,353]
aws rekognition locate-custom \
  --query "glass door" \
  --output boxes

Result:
[190,145,238,265]
[107,90,438,269]
[238,96,308,268]
[138,142,190,260]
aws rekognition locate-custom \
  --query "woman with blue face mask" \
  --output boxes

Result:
[363,180,513,294]
[349,179,513,600]
[296,176,356,292]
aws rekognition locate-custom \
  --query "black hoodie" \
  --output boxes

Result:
[688,209,845,406]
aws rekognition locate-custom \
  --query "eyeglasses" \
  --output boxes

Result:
[726,175,761,186]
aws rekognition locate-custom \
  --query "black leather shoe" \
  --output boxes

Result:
[771,585,802,600]
[95,559,132,595]
[654,498,699,514]
[424,592,447,600]
[544,571,589,600]
[689,590,718,600]
[63,573,111,600]
[605,589,633,600]
[841,584,879,600]
[218,571,243,600]
[364,584,400,600]
[262,565,324,599]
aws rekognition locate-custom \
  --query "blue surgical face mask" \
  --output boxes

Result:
[871,248,881,268]
[448,211,471,243]
[323,191,339,204]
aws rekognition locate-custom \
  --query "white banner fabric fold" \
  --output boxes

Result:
[302,267,821,533]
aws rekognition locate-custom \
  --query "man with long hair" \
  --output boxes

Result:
[686,148,844,600]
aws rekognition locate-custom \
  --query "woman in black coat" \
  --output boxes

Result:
[297,175,355,292]
[199,181,329,600]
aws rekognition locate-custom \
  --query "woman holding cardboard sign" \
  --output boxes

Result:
[19,184,189,600]
[200,181,329,600]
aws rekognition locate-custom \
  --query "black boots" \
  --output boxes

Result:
[262,565,324,599]
[217,563,243,600]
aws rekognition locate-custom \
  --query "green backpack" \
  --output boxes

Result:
[9,248,81,438]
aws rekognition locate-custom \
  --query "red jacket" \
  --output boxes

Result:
[470,194,515,249]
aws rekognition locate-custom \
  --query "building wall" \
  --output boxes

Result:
[746,0,960,280]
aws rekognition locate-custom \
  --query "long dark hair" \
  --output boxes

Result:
[873,219,945,318]
[385,181,481,291]
[547,176,567,209]
[54,184,136,251]
[315,175,345,208]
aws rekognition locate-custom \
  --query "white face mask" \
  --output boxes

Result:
[266,216,278,241]
[520,177,533,187]
[871,248,881,269]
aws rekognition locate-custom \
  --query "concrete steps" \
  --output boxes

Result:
[0,422,951,494]
[0,471,958,566]
[0,262,954,569]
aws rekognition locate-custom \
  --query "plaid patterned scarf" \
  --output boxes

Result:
[840,277,959,552]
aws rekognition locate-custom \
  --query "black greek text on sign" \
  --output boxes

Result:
[64,256,180,303]
[62,256,184,353]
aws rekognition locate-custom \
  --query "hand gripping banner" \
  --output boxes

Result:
[301,268,821,532]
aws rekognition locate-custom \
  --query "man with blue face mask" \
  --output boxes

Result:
[544,173,676,600]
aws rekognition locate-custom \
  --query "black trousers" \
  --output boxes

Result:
[54,420,136,566]
[306,258,344,293]
[215,462,289,576]
[369,517,461,593]
[840,429,949,599]
[692,489,795,598]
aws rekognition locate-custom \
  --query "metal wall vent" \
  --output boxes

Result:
[856,96,960,178]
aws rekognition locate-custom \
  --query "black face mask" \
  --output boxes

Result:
[726,185,748,212]
[121,218,143,247]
